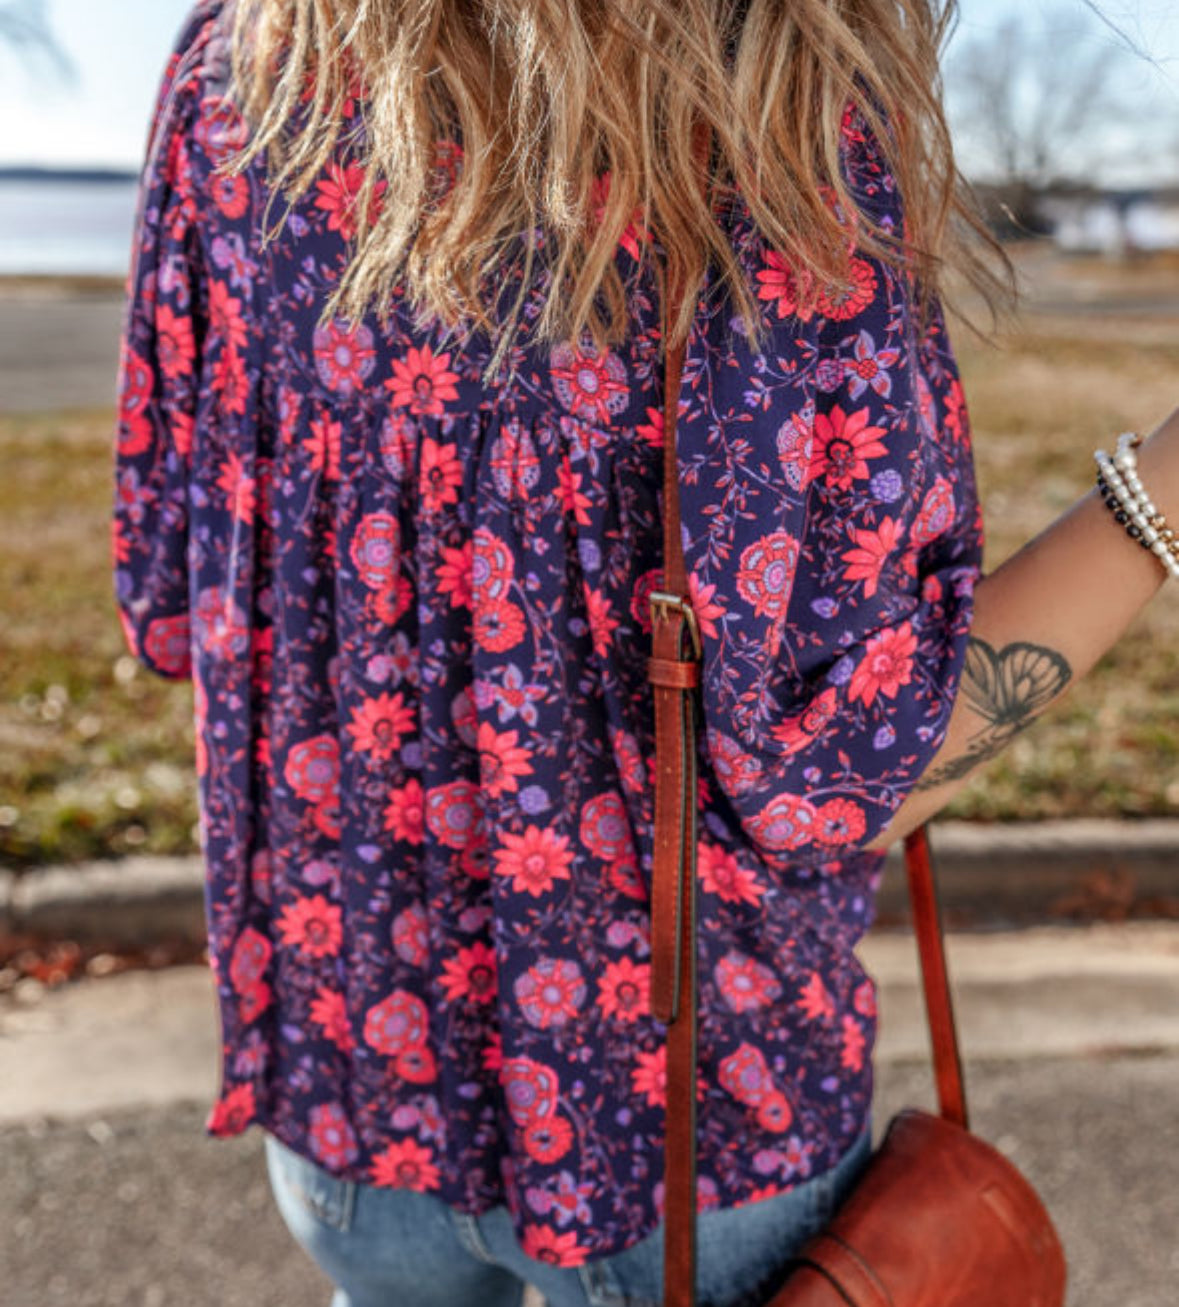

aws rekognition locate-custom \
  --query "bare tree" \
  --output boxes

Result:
[948,7,1128,231]
[0,0,72,76]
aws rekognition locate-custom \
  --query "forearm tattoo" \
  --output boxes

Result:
[914,637,1073,791]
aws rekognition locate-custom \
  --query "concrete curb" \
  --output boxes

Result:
[2,818,1178,949]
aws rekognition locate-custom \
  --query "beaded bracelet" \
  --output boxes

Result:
[1093,432,1179,581]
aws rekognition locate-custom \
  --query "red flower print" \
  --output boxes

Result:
[841,1014,866,1072]
[193,587,249,661]
[776,412,814,491]
[383,777,425,843]
[747,792,819,853]
[211,171,249,219]
[501,1056,559,1126]
[436,541,473,609]
[440,941,498,1005]
[494,825,575,897]
[313,319,376,396]
[308,1102,360,1170]
[206,1083,256,1137]
[229,926,272,993]
[155,305,196,380]
[276,894,344,959]
[347,691,415,760]
[460,830,492,880]
[714,950,781,1013]
[473,598,527,653]
[310,986,355,1053]
[705,731,764,796]
[588,170,651,260]
[687,574,725,640]
[912,476,956,548]
[635,405,665,449]
[854,979,878,1019]
[847,621,917,707]
[557,458,592,524]
[816,257,877,321]
[284,734,340,804]
[238,981,272,1024]
[489,421,541,501]
[425,779,482,850]
[810,406,888,490]
[579,792,632,863]
[386,344,461,417]
[549,340,629,425]
[477,722,534,798]
[117,342,154,456]
[373,575,414,627]
[719,1043,773,1106]
[350,511,401,590]
[814,797,867,846]
[582,585,619,657]
[195,95,249,165]
[143,615,191,677]
[472,526,515,600]
[369,1139,441,1191]
[796,971,835,1023]
[523,1114,574,1164]
[212,344,249,414]
[596,957,650,1023]
[756,1090,794,1133]
[632,1046,667,1107]
[395,1044,438,1084]
[736,531,800,622]
[303,411,342,480]
[209,280,248,351]
[698,842,765,906]
[769,686,839,755]
[392,902,428,967]
[514,957,586,1029]
[841,516,901,599]
[314,161,387,242]
[755,250,815,322]
[217,450,256,524]
[419,437,463,513]
[482,1032,504,1075]
[521,1224,588,1268]
[608,854,646,901]
[364,989,428,1056]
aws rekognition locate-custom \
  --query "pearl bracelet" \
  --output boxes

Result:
[1094,432,1179,581]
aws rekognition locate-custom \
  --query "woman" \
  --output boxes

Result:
[113,2,1179,1305]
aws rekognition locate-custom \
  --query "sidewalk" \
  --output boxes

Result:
[2,921,1178,1306]
[4,817,1179,952]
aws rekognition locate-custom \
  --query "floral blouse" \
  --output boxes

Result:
[114,0,981,1268]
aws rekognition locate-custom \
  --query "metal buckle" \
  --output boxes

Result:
[649,590,703,661]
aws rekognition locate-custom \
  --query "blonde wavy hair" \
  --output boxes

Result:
[225,0,1007,378]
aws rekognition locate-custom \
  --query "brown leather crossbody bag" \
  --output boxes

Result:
[646,119,1067,1307]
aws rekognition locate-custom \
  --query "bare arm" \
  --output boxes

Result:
[864,409,1179,852]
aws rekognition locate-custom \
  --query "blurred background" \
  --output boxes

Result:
[1,3,1178,1306]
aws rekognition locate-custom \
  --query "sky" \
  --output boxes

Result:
[0,0,1177,183]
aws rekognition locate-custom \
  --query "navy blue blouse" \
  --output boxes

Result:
[114,1,981,1267]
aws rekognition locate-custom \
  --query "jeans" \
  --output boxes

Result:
[264,1119,873,1307]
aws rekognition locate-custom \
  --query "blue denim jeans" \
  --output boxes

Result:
[263,1118,873,1307]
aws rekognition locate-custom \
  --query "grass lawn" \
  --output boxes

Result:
[1,252,1178,867]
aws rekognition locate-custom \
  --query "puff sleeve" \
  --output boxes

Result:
[678,107,984,866]
[112,10,213,680]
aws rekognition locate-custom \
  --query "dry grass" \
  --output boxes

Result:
[0,249,1177,866]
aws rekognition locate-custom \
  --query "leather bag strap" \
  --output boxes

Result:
[649,119,970,1307]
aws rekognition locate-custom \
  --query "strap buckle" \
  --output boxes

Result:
[649,590,703,662]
